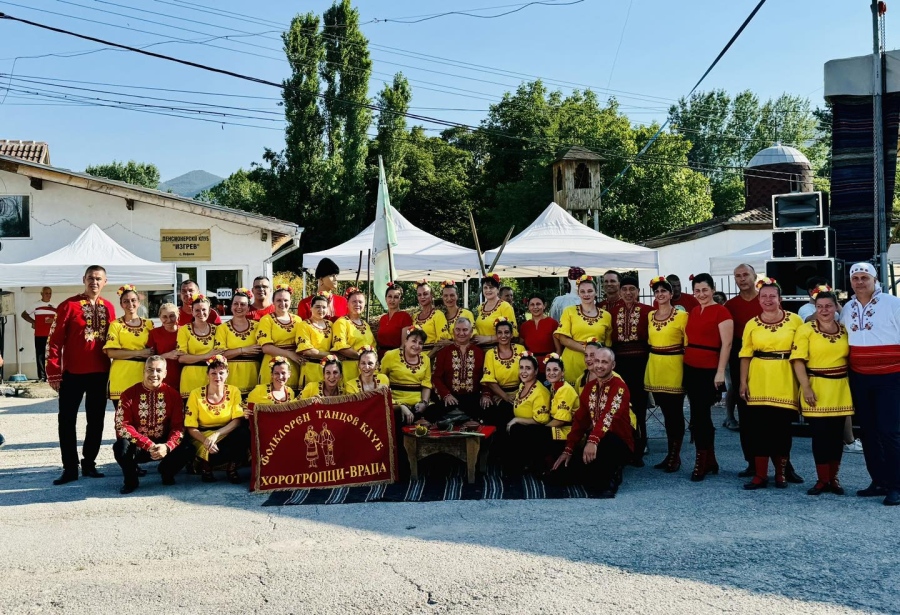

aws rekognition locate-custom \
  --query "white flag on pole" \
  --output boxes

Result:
[372,155,398,310]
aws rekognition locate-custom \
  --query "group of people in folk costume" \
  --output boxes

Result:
[38,256,900,505]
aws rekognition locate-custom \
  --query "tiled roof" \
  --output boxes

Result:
[0,140,49,164]
[643,207,773,248]
[554,145,603,163]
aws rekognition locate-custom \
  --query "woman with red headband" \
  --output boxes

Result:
[554,275,613,386]
[644,276,689,473]
[791,286,854,495]
[376,282,412,359]
[473,274,517,346]
[332,287,376,381]
[740,277,803,490]
[257,284,305,389]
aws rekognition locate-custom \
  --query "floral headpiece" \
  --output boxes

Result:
[756,277,779,290]
[117,284,137,296]
[407,324,425,333]
[206,354,227,366]
[484,273,501,283]
[191,293,209,303]
[274,283,293,294]
[318,290,333,299]
[493,317,511,326]
[320,354,339,366]
[344,286,360,298]
[358,344,378,357]
[385,281,401,292]
[586,337,599,344]
[648,276,666,288]
[811,284,833,300]
[415,278,428,286]
[576,274,594,284]
[688,274,695,281]
[520,350,535,358]
[543,352,562,365]
[269,355,289,367]
[439,280,456,289]
[234,287,251,297]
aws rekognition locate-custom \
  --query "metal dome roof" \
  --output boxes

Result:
[746,143,810,168]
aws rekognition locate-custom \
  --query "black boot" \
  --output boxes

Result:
[81,460,105,479]
[784,458,804,484]
[53,469,79,485]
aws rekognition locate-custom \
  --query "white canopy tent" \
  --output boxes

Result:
[483,202,659,277]
[0,224,176,287]
[708,238,771,276]
[303,206,480,281]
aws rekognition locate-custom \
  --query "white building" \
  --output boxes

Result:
[0,147,302,378]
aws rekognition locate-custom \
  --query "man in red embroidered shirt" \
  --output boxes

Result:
[248,275,275,321]
[609,276,651,466]
[177,279,221,327]
[113,356,193,494]
[552,347,633,498]
[46,265,117,485]
[428,317,485,422]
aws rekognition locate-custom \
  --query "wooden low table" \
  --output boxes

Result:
[401,425,496,484]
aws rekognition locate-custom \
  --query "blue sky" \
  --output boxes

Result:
[0,1,883,181]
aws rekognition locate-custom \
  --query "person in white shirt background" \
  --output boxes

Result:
[20,286,55,382]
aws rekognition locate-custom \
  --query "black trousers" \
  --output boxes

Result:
[808,416,845,465]
[655,392,686,443]
[849,371,900,490]
[745,405,793,458]
[616,354,649,454]
[113,438,193,484]
[58,371,109,471]
[34,336,47,380]
[729,347,752,462]
[506,424,563,473]
[423,393,482,423]
[191,423,251,466]
[683,364,717,449]
[558,433,631,490]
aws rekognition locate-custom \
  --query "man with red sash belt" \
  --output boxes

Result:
[428,317,485,423]
[841,262,900,506]
[608,276,651,465]
[552,347,633,498]
[46,265,117,485]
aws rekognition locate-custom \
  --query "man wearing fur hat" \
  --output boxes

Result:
[841,261,900,506]
[297,257,348,322]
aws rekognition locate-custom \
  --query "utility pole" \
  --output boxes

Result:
[872,0,889,280]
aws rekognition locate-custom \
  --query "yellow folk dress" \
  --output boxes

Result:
[380,349,432,406]
[740,312,803,411]
[474,300,518,338]
[184,384,244,461]
[104,317,154,400]
[644,310,688,394]
[413,309,450,348]
[549,381,579,440]
[443,307,475,337]
[554,305,613,385]
[296,319,334,387]
[177,323,218,397]
[300,381,346,399]
[257,313,303,388]
[214,319,260,395]
[344,373,390,395]
[331,316,376,382]
[512,381,551,421]
[481,344,527,397]
[246,383,296,408]
[789,321,854,417]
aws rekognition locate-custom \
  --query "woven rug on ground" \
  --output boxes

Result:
[261,466,610,505]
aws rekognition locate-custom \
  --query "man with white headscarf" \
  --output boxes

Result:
[840,262,900,506]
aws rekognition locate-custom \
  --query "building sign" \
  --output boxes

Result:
[216,288,233,300]
[160,229,211,261]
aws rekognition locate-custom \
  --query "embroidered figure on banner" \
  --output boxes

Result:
[305,424,320,468]
[320,422,336,466]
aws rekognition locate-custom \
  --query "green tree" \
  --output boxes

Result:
[195,169,267,212]
[373,72,412,203]
[84,160,160,189]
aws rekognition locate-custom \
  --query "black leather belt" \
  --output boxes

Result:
[807,367,849,379]
[753,350,791,360]
[650,346,684,356]
[688,343,720,353]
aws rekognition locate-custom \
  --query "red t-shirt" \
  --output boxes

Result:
[177,308,221,327]
[654,294,699,313]
[684,304,732,369]
[249,304,275,321]
[296,294,348,322]
[377,311,413,357]
[518,316,559,357]
[724,294,762,342]
[30,301,57,337]
[147,326,181,391]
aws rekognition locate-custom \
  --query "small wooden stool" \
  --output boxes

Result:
[401,426,496,483]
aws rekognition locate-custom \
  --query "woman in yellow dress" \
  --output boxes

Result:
[554,275,613,385]
[505,352,553,474]
[214,288,262,396]
[472,274,518,346]
[790,286,854,496]
[404,280,449,357]
[301,355,346,399]
[480,318,526,431]
[644,276,689,473]
[245,357,296,419]
[184,355,248,483]
[332,288,376,382]
[257,284,305,389]
[344,345,389,394]
[104,284,154,404]
[440,280,475,341]
[297,295,334,387]
[381,328,432,424]
[739,278,804,490]
[177,293,219,398]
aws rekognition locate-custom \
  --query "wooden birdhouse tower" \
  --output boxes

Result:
[552,146,603,215]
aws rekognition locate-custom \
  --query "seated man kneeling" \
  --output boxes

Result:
[552,347,634,498]
[113,355,193,494]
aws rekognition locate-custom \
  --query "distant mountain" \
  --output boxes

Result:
[159,170,224,198]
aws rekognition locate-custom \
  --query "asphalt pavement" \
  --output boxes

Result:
[1,395,897,614]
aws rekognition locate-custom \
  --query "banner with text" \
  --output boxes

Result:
[251,389,398,492]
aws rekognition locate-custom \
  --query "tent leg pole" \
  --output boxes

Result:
[463,279,469,309]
